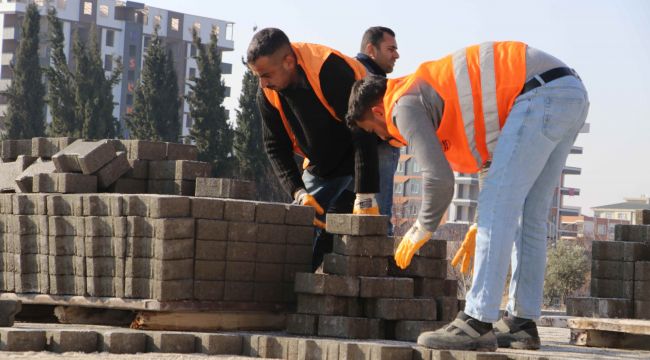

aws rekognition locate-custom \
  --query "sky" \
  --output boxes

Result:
[148,0,650,215]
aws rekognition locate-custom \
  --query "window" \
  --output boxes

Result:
[605,212,612,219]
[189,44,196,57]
[411,182,420,195]
[105,30,114,47]
[83,1,93,15]
[185,114,192,127]
[598,224,606,235]
[171,17,179,32]
[225,23,234,41]
[396,162,405,173]
[394,183,403,194]
[412,160,420,173]
[126,94,133,105]
[618,213,626,220]
[127,70,135,81]
[99,5,109,17]
[129,45,136,57]
[189,68,196,79]
[143,36,151,49]
[104,55,112,71]
[57,0,67,10]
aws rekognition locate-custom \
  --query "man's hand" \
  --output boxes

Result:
[451,223,477,274]
[353,193,379,215]
[394,220,432,269]
[294,189,326,229]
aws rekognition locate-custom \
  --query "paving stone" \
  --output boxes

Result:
[14,272,49,293]
[152,218,195,240]
[253,263,283,282]
[197,333,242,355]
[191,197,224,219]
[414,239,448,259]
[388,257,448,279]
[124,195,149,217]
[366,343,414,360]
[359,277,414,298]
[149,160,211,181]
[15,158,56,193]
[194,260,226,281]
[224,200,257,222]
[286,225,313,245]
[147,195,191,218]
[615,224,650,242]
[257,224,288,244]
[253,282,284,303]
[326,214,388,236]
[195,177,256,200]
[591,278,634,299]
[224,281,254,301]
[294,338,333,359]
[0,194,13,214]
[285,244,313,265]
[147,179,195,196]
[126,237,153,258]
[318,316,384,339]
[285,205,315,226]
[637,210,650,225]
[81,195,115,216]
[392,320,447,342]
[11,234,47,254]
[297,294,363,316]
[46,195,83,216]
[193,280,225,301]
[96,151,130,188]
[333,235,394,257]
[287,314,319,335]
[636,261,650,281]
[125,159,149,179]
[48,255,84,275]
[48,236,84,256]
[228,222,258,242]
[226,242,256,262]
[13,194,47,215]
[13,253,48,273]
[196,219,228,241]
[591,260,635,280]
[146,332,196,353]
[124,277,150,298]
[283,264,312,282]
[635,300,650,320]
[294,272,359,297]
[166,142,198,161]
[100,331,147,354]
[436,296,460,321]
[49,275,85,295]
[52,139,117,174]
[225,261,255,281]
[255,243,285,264]
[1,139,33,161]
[108,178,147,194]
[9,215,41,235]
[127,216,154,237]
[366,298,438,321]
[86,256,125,278]
[592,240,650,261]
[83,217,114,237]
[35,173,98,193]
[596,298,633,318]
[47,330,98,353]
[195,240,227,261]
[123,140,167,160]
[151,279,193,301]
[255,202,288,224]
[323,253,388,277]
[85,237,125,257]
[153,238,195,260]
[0,329,46,351]
[86,275,124,297]
[635,280,650,301]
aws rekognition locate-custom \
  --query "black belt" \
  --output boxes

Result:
[520,67,579,95]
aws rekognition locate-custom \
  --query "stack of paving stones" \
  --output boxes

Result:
[287,213,458,341]
[567,209,650,319]
[0,192,314,307]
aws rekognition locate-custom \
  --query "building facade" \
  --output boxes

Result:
[592,196,650,225]
[0,0,234,138]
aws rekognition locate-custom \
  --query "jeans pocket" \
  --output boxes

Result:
[542,95,587,142]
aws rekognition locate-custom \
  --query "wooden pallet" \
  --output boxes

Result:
[568,317,650,350]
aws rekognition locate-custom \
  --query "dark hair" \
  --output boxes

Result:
[360,26,395,52]
[246,28,291,64]
[346,75,388,128]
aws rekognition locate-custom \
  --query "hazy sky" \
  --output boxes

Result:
[148,0,650,215]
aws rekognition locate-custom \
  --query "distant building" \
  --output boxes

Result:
[592,196,650,224]
[0,0,235,138]
[561,214,630,248]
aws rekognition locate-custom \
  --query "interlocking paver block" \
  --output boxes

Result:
[86,257,124,278]
[635,300,650,319]
[123,140,166,160]
[85,237,125,257]
[635,280,650,301]
[96,151,130,188]
[597,298,633,318]
[318,316,383,339]
[224,281,254,301]
[197,333,242,355]
[366,298,437,320]
[255,243,285,263]
[285,244,312,265]
[297,294,363,316]
[392,321,447,342]
[591,260,635,280]
[636,261,650,281]
[227,242,257,262]
[195,177,256,200]
[333,235,394,257]
[127,217,154,238]
[147,179,195,196]
[153,238,194,259]
[193,280,224,301]
[166,142,198,161]
[255,202,287,224]
[13,194,47,215]
[323,253,388,276]
[591,278,634,299]
[100,331,147,354]
[194,260,226,281]
[52,139,116,174]
[615,224,650,242]
[124,195,148,217]
[326,214,388,235]
[285,205,315,226]
[592,240,650,261]
[150,279,193,301]
[46,195,83,216]
[125,159,149,179]
[228,222,258,242]
[195,240,227,260]
[359,277,414,298]
[146,332,196,353]
[224,200,257,222]
[254,263,283,282]
[388,257,448,279]
[47,330,98,353]
[0,329,46,351]
[15,158,56,193]
[257,224,288,244]
[287,314,318,335]
[147,195,191,218]
[294,272,359,297]
[225,261,255,281]
[152,218,195,239]
[149,160,211,180]
[191,197,224,219]
[196,219,228,241]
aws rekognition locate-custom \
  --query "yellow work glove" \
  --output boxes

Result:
[451,223,477,274]
[394,220,432,269]
[294,189,326,229]
[353,193,379,215]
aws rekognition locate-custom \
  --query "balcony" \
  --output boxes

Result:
[455,175,478,185]
[559,205,581,216]
[220,62,232,75]
[562,166,581,175]
[579,122,590,134]
[570,146,583,155]
[452,198,478,207]
[560,187,580,196]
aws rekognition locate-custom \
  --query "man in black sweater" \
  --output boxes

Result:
[247,28,380,270]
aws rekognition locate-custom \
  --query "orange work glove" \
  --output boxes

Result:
[294,189,326,229]
[394,220,432,269]
[451,223,477,274]
[353,193,380,215]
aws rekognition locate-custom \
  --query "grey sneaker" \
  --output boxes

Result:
[494,313,541,350]
[417,311,497,351]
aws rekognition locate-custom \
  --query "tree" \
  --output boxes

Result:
[72,25,122,139]
[127,25,180,142]
[3,3,45,139]
[233,64,288,202]
[45,8,78,137]
[544,240,589,306]
[187,27,233,176]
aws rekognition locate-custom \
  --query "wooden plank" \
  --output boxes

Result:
[568,317,650,335]
[570,329,650,350]
[132,311,286,332]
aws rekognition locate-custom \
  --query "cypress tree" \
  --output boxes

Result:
[3,3,45,139]
[234,64,288,202]
[45,8,77,137]
[187,27,233,176]
[127,25,180,141]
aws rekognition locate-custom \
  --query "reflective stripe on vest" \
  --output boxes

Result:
[262,43,367,159]
[384,41,527,173]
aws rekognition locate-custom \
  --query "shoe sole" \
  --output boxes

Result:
[497,336,541,350]
[419,337,497,352]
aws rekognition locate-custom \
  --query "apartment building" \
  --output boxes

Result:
[592,196,650,225]
[0,0,234,138]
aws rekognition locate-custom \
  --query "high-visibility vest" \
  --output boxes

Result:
[384,41,527,173]
[262,43,367,159]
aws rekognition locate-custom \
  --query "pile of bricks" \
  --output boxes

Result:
[0,193,313,306]
[567,210,650,319]
[287,214,458,341]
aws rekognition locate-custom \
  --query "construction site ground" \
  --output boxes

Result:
[1,321,648,359]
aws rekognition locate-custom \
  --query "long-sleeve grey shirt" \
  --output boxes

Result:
[392,45,566,232]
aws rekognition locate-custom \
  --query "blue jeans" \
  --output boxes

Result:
[377,141,400,235]
[464,76,589,322]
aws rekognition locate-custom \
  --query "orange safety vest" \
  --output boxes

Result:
[262,43,367,162]
[384,41,527,173]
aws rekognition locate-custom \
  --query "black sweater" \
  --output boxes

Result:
[257,54,379,197]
